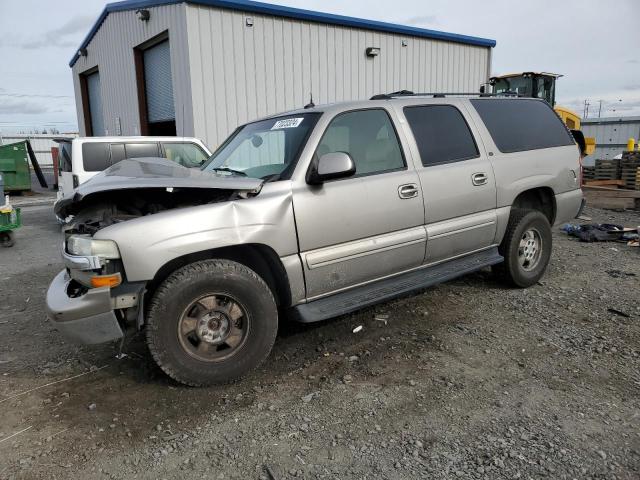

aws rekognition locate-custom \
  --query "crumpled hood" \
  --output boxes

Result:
[55,157,263,217]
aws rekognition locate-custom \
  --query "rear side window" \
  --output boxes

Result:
[470,99,574,153]
[161,142,208,167]
[110,144,126,164]
[125,143,159,158]
[82,143,110,172]
[58,142,73,172]
[403,105,479,166]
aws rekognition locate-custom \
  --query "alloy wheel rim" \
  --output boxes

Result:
[177,294,249,362]
[518,228,542,271]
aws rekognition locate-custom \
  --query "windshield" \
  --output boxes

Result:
[202,113,321,180]
[534,76,555,105]
[493,76,533,97]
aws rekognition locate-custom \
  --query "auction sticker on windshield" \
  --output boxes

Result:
[271,118,304,129]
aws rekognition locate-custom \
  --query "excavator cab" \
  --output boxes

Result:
[490,72,560,106]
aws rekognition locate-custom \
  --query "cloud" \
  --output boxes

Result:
[404,15,439,26]
[10,15,93,50]
[0,97,50,115]
[626,59,639,64]
[0,92,72,99]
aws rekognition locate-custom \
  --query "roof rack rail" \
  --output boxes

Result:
[370,91,523,100]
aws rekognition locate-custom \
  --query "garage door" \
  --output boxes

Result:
[143,40,175,125]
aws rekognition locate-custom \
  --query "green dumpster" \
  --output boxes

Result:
[0,141,31,191]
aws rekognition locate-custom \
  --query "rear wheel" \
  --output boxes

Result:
[0,231,15,248]
[146,259,278,386]
[494,209,552,288]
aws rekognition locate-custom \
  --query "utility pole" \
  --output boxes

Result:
[598,100,603,118]
[583,100,590,119]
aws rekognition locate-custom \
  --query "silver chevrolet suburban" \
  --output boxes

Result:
[47,95,584,386]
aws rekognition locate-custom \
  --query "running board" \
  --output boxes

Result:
[293,248,503,323]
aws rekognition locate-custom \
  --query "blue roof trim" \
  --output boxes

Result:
[69,0,496,67]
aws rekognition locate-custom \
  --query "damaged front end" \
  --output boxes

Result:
[47,157,264,344]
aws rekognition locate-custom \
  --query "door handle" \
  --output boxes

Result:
[471,172,488,186]
[398,183,419,199]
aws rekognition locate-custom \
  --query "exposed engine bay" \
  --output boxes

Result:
[62,188,238,235]
[55,157,265,234]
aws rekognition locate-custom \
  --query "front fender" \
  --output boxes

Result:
[94,182,298,282]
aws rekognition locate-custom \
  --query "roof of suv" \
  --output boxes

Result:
[62,136,206,143]
[261,94,520,120]
[267,95,530,119]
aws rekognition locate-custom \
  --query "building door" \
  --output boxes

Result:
[82,70,105,136]
[138,38,176,136]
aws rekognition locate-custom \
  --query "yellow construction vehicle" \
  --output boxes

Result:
[487,72,595,156]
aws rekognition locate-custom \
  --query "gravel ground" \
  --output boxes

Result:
[0,205,638,480]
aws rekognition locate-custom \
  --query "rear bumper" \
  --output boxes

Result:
[46,270,123,344]
[554,189,584,226]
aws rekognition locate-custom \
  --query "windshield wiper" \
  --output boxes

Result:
[211,167,247,177]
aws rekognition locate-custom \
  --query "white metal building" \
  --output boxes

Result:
[582,116,640,164]
[0,133,77,167]
[71,0,496,150]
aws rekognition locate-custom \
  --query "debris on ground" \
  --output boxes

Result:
[1,205,638,479]
[562,223,639,242]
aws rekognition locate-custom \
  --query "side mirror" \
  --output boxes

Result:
[307,152,356,185]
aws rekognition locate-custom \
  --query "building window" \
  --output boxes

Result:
[80,68,105,136]
[134,33,176,136]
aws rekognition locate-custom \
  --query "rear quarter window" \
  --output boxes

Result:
[58,142,73,172]
[470,99,574,153]
[125,143,160,158]
[81,142,110,172]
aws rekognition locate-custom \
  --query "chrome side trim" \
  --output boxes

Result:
[426,210,496,239]
[429,221,495,239]
[304,226,426,269]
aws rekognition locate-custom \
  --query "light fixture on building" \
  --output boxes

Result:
[245,17,254,27]
[366,47,380,57]
[401,39,408,47]
[136,9,150,21]
[78,47,87,57]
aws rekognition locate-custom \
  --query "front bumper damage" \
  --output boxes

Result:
[47,249,146,344]
[46,270,123,344]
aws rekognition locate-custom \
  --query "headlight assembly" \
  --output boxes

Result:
[67,235,120,259]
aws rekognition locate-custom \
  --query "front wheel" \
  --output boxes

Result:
[146,259,278,386]
[494,209,552,288]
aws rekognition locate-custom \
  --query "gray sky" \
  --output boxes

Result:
[0,0,638,134]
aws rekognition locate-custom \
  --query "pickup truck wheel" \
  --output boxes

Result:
[146,259,278,386]
[494,209,552,288]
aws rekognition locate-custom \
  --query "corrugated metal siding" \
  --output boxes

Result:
[71,3,193,137]
[582,121,640,148]
[185,4,490,148]
[582,118,640,163]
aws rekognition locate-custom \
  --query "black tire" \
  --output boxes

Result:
[146,259,278,386]
[493,209,552,288]
[0,231,15,248]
